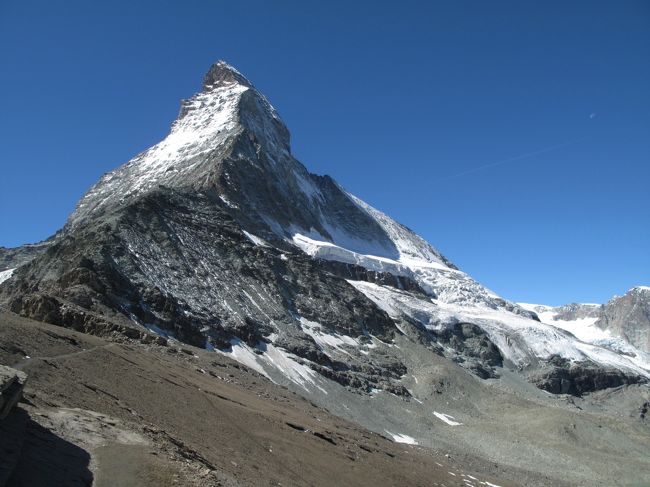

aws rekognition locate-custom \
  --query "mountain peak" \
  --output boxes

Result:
[202,60,253,90]
[631,286,650,293]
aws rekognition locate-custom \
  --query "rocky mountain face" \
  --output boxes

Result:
[1,61,650,486]
[0,241,52,276]
[597,287,650,352]
[518,292,650,395]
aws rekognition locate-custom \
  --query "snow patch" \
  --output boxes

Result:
[219,195,239,209]
[216,338,327,394]
[144,323,176,340]
[292,233,449,277]
[385,431,418,445]
[0,268,15,285]
[219,338,268,377]
[261,342,328,394]
[433,411,463,426]
[630,285,650,292]
[299,317,359,353]
[242,230,269,247]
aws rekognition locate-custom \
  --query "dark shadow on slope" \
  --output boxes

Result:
[6,409,93,487]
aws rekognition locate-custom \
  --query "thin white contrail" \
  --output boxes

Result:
[437,136,590,181]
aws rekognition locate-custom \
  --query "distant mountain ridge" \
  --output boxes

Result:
[520,285,650,353]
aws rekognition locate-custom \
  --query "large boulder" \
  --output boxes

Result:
[0,365,26,420]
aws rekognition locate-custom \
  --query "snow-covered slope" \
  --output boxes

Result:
[288,194,650,379]
[351,282,650,377]
[518,302,604,343]
[517,297,650,372]
[290,192,533,314]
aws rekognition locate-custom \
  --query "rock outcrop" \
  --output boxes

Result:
[530,357,647,396]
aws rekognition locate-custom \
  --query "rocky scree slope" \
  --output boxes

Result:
[1,61,649,400]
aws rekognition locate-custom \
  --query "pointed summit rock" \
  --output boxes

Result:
[202,60,254,90]
[64,62,407,261]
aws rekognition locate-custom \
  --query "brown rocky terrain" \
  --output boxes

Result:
[0,310,514,487]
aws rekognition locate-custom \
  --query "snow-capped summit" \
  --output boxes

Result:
[629,285,650,294]
[67,62,250,229]
[65,62,453,273]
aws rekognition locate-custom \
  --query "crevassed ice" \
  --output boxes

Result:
[518,302,650,366]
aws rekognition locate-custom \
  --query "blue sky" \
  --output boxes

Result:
[0,0,648,305]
